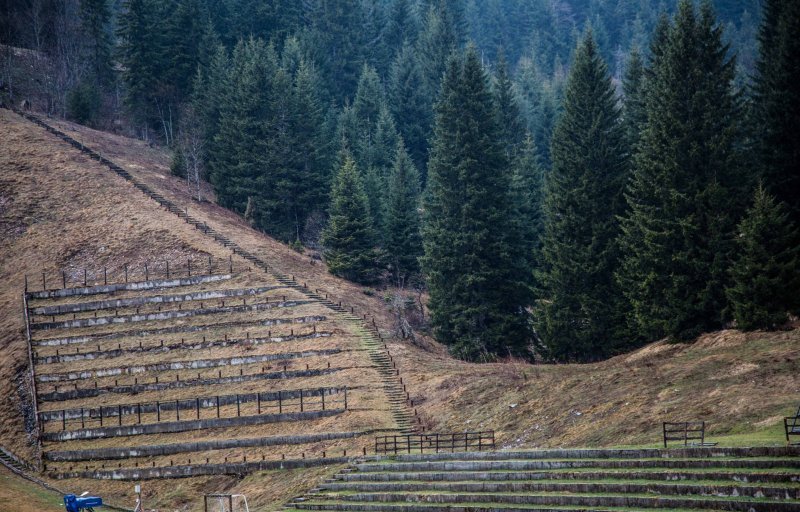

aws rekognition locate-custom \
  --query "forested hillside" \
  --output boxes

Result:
[1,0,797,364]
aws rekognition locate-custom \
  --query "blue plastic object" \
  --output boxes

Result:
[64,494,104,512]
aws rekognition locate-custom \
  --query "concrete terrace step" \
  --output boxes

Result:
[334,469,800,484]
[318,480,800,499]
[354,458,800,472]
[298,492,800,512]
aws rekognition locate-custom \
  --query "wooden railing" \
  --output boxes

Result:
[662,421,714,447]
[375,431,495,454]
[785,406,800,445]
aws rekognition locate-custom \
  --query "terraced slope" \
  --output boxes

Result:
[26,267,403,481]
[288,447,800,512]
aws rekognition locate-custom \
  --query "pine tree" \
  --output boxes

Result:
[535,31,628,362]
[385,139,423,282]
[621,48,646,152]
[389,43,431,178]
[209,38,273,214]
[163,0,205,101]
[493,52,526,160]
[118,0,164,126]
[80,0,113,85]
[384,0,418,52]
[322,156,380,284]
[422,47,531,361]
[726,186,800,330]
[618,1,745,342]
[753,0,800,230]
[511,134,545,283]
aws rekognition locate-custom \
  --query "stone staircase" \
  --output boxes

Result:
[286,447,800,512]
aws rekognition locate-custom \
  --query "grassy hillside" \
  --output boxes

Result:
[0,108,798,511]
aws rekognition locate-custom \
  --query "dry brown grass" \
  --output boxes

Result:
[2,109,799,511]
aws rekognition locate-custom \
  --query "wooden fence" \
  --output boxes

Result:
[375,431,495,454]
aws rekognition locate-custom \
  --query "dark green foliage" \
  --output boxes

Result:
[79,0,113,85]
[385,139,423,283]
[511,135,545,284]
[621,48,646,152]
[171,145,187,178]
[209,38,274,214]
[385,0,418,52]
[389,43,432,178]
[753,0,800,231]
[66,80,101,125]
[536,31,628,362]
[207,38,330,243]
[303,0,366,102]
[493,52,526,160]
[726,186,800,330]
[422,47,531,361]
[322,156,381,284]
[618,1,745,342]
[118,0,164,126]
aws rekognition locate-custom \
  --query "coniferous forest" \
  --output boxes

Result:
[1,0,797,363]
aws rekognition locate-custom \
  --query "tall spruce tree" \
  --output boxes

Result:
[118,0,163,127]
[512,135,545,286]
[389,43,431,178]
[726,185,800,330]
[80,0,113,85]
[535,31,628,362]
[322,155,380,284]
[618,1,744,342]
[753,0,800,230]
[385,139,423,283]
[493,52,526,160]
[422,47,531,361]
[621,48,646,152]
[208,38,273,214]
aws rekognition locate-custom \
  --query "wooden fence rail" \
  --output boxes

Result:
[375,431,495,454]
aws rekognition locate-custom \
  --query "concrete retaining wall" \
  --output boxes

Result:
[38,367,341,402]
[40,386,344,421]
[36,331,333,364]
[26,274,232,299]
[43,409,344,441]
[52,456,350,480]
[36,348,343,382]
[31,299,310,331]
[46,431,365,461]
[31,285,287,315]
[32,315,327,347]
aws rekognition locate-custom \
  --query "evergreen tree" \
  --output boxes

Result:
[209,38,273,214]
[389,43,431,178]
[118,0,163,127]
[511,134,545,284]
[753,0,800,230]
[163,0,205,101]
[493,51,526,160]
[621,48,646,152]
[303,0,366,102]
[322,156,380,284]
[618,1,744,342]
[536,31,628,362]
[422,47,531,361]
[385,139,423,282]
[80,0,113,85]
[727,186,800,330]
[384,0,418,52]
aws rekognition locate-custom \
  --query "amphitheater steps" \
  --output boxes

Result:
[285,448,800,512]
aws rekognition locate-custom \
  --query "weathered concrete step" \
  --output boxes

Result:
[26,273,233,299]
[310,492,800,512]
[320,480,800,499]
[42,408,344,441]
[289,502,774,512]
[362,447,800,464]
[337,469,800,484]
[355,459,800,473]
